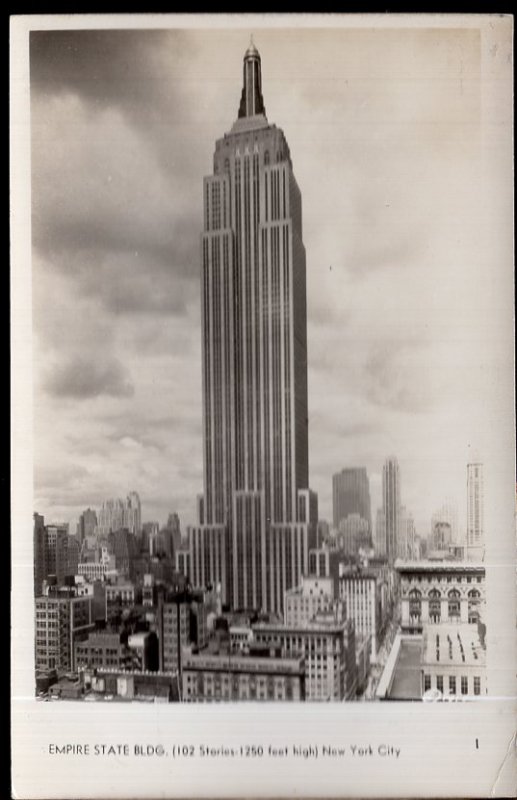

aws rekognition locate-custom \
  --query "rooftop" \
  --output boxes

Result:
[182,650,304,675]
[396,561,485,574]
[387,640,422,700]
[422,624,486,667]
[253,617,347,634]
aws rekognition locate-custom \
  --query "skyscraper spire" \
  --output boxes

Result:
[238,37,266,119]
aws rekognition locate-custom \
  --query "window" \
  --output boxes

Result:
[449,676,456,695]
[436,676,444,693]
[473,677,481,696]
[461,676,468,695]
[424,674,431,692]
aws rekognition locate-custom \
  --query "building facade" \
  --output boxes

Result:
[382,457,401,564]
[397,561,485,633]
[175,547,191,580]
[467,461,484,559]
[421,623,486,697]
[338,513,371,555]
[398,506,417,560]
[156,590,208,675]
[187,42,317,614]
[253,613,357,701]
[105,581,139,620]
[33,513,47,596]
[75,631,136,672]
[76,508,98,542]
[97,492,141,537]
[181,650,305,702]
[339,564,390,663]
[431,498,459,544]
[375,508,386,557]
[284,575,337,627]
[332,468,371,532]
[44,523,79,585]
[35,589,95,674]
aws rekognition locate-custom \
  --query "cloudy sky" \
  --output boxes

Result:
[30,20,513,537]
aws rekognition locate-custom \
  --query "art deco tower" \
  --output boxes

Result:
[467,460,484,560]
[187,42,317,613]
[382,457,400,565]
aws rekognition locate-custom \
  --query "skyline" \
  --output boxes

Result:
[31,27,512,536]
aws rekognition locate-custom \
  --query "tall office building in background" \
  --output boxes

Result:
[467,460,484,559]
[332,468,372,532]
[431,498,458,544]
[97,492,141,537]
[187,42,318,613]
[382,457,400,564]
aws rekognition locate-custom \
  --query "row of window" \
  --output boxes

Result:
[423,674,482,695]
[405,576,483,584]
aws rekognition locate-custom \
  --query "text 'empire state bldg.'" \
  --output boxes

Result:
[187,43,318,615]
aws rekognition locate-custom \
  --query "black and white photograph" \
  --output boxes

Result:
[11,13,515,799]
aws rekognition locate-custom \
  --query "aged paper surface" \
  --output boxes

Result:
[11,13,516,798]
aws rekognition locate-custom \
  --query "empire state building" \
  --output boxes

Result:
[187,42,318,614]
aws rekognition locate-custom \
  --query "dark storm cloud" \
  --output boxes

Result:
[30,29,208,325]
[30,29,187,115]
[29,28,211,179]
[33,211,199,281]
[45,355,135,399]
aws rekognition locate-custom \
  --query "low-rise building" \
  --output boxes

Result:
[73,577,106,620]
[105,581,140,619]
[82,668,179,702]
[75,631,135,671]
[78,547,117,582]
[181,649,305,702]
[284,575,336,627]
[421,623,486,698]
[252,611,357,701]
[396,561,485,633]
[229,625,253,653]
[127,631,159,671]
[376,623,487,701]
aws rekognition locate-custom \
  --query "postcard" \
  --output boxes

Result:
[11,13,516,798]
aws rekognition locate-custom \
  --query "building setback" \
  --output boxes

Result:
[187,42,318,614]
